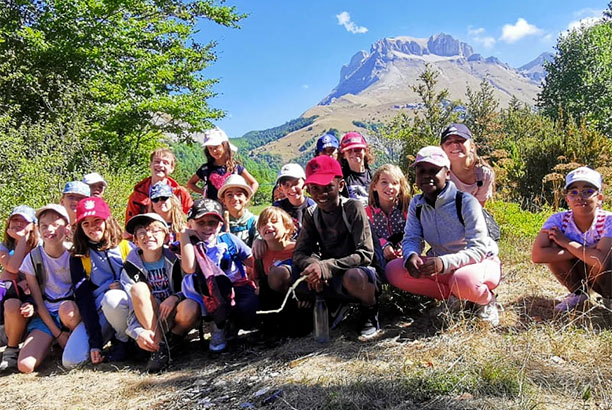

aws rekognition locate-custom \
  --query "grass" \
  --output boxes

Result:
[2,202,612,409]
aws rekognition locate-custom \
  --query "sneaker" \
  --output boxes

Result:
[358,304,381,340]
[146,342,169,373]
[477,293,501,326]
[209,323,227,352]
[0,347,19,372]
[165,332,185,356]
[330,302,350,330]
[106,338,129,362]
[554,293,588,313]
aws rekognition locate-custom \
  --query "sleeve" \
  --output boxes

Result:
[125,192,141,226]
[602,213,612,238]
[292,207,322,273]
[0,243,10,254]
[230,234,252,260]
[236,164,245,175]
[70,256,104,351]
[476,166,495,203]
[176,186,194,214]
[195,164,207,180]
[438,195,494,274]
[541,213,563,231]
[19,253,35,277]
[401,200,425,266]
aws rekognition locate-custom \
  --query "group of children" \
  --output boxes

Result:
[0,123,610,374]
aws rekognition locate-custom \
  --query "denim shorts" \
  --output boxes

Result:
[27,311,62,337]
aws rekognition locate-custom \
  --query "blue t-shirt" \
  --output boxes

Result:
[143,258,171,302]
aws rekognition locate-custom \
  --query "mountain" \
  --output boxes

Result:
[251,33,544,162]
[518,52,554,83]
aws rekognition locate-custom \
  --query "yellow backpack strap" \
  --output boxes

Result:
[118,239,131,261]
[81,255,92,278]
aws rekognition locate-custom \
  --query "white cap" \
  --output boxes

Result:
[36,204,70,224]
[276,163,306,183]
[202,127,237,152]
[411,146,450,169]
[565,166,602,190]
[82,172,107,187]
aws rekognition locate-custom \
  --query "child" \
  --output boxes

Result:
[2,205,78,373]
[60,181,91,226]
[385,146,501,325]
[366,164,411,261]
[293,155,382,339]
[121,213,186,372]
[273,163,315,234]
[532,167,612,312]
[218,174,258,247]
[62,197,133,368]
[314,133,339,158]
[148,182,186,250]
[125,148,193,224]
[187,127,259,200]
[339,132,374,206]
[82,172,108,198]
[178,199,256,352]
[0,206,39,280]
[440,124,495,206]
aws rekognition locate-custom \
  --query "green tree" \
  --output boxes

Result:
[537,19,612,137]
[465,77,499,148]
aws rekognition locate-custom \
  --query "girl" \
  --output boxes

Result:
[440,123,495,206]
[148,182,186,251]
[187,127,259,200]
[314,133,339,158]
[532,167,612,313]
[218,174,258,247]
[366,165,411,261]
[63,197,133,368]
[339,132,375,206]
[0,206,39,281]
[386,146,501,325]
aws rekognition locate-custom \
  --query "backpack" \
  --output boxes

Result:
[30,246,74,303]
[415,191,501,242]
[193,242,234,323]
[80,239,132,279]
[311,197,386,275]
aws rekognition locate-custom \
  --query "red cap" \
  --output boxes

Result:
[304,156,343,186]
[76,197,111,224]
[340,132,367,153]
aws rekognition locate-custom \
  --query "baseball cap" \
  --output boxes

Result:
[63,181,91,197]
[565,166,602,190]
[187,199,224,221]
[340,132,368,153]
[316,133,340,153]
[36,204,70,224]
[218,174,253,199]
[76,197,111,224]
[82,172,107,187]
[149,182,174,200]
[275,163,306,184]
[125,213,168,235]
[10,205,37,224]
[440,123,473,143]
[411,146,451,169]
[202,127,238,152]
[304,156,343,186]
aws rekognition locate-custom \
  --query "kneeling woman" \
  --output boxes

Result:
[532,167,612,312]
[386,146,501,325]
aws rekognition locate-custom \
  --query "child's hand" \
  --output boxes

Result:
[406,254,423,278]
[251,238,268,260]
[302,262,323,290]
[159,296,178,321]
[136,330,158,352]
[420,257,443,276]
[90,349,103,365]
[20,302,34,318]
[383,245,397,261]
[109,281,121,290]
[18,279,30,295]
[545,227,570,249]
[56,331,69,348]
[394,247,403,259]
[7,224,33,241]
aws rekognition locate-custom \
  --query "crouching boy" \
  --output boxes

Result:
[121,213,186,373]
[293,156,382,340]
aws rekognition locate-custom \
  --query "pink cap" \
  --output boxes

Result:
[340,132,367,153]
[411,146,451,168]
[304,156,343,186]
[76,197,111,224]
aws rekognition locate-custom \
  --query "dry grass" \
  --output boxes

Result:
[1,237,612,409]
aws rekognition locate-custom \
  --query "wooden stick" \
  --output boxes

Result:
[256,276,307,315]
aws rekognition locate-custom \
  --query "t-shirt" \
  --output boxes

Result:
[450,165,494,204]
[143,258,171,302]
[342,167,371,206]
[20,247,72,313]
[229,210,258,248]
[273,197,316,237]
[541,208,612,248]
[261,245,294,276]
[196,163,246,200]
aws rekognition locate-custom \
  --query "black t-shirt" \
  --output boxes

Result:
[342,167,371,206]
[196,163,245,200]
[273,197,316,238]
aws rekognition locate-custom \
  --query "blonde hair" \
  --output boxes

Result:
[148,195,186,236]
[72,215,124,257]
[256,206,296,241]
[368,164,411,215]
[150,148,176,167]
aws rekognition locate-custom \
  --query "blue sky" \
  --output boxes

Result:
[195,1,609,138]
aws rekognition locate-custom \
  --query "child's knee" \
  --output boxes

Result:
[130,282,151,300]
[59,301,80,325]
[18,356,37,374]
[4,298,22,316]
[343,268,366,290]
[175,300,200,327]
[385,259,406,287]
[102,289,128,310]
[268,266,291,291]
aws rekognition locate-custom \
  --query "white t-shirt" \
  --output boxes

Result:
[20,246,72,313]
[450,165,494,203]
[541,208,612,247]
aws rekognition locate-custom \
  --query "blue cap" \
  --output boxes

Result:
[10,205,37,224]
[315,133,339,153]
[149,182,173,199]
[63,181,90,197]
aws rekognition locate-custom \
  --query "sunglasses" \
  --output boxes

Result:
[151,196,170,203]
[566,188,598,199]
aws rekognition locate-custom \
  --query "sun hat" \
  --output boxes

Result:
[565,166,602,190]
[440,123,473,143]
[316,133,340,153]
[411,146,451,169]
[125,213,168,235]
[339,132,367,153]
[304,156,343,186]
[217,174,253,199]
[76,197,111,224]
[9,205,37,224]
[187,199,224,221]
[63,181,91,197]
[275,163,306,184]
[82,172,107,187]
[202,127,238,152]
[35,204,70,224]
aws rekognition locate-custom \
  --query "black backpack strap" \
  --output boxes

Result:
[455,191,465,226]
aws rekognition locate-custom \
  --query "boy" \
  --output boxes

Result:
[125,148,193,225]
[293,156,382,339]
[218,174,259,247]
[121,213,186,373]
[273,163,315,234]
[82,172,107,198]
[60,181,90,226]
[176,199,256,352]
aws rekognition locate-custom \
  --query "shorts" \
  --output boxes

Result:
[27,311,62,337]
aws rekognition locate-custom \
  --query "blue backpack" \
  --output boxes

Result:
[218,233,247,279]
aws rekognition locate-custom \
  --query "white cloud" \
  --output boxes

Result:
[467,26,496,48]
[302,84,309,89]
[568,16,600,31]
[336,11,368,34]
[500,18,543,43]
[573,8,602,18]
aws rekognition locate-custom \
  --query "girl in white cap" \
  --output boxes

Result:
[187,127,259,200]
[532,166,612,312]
